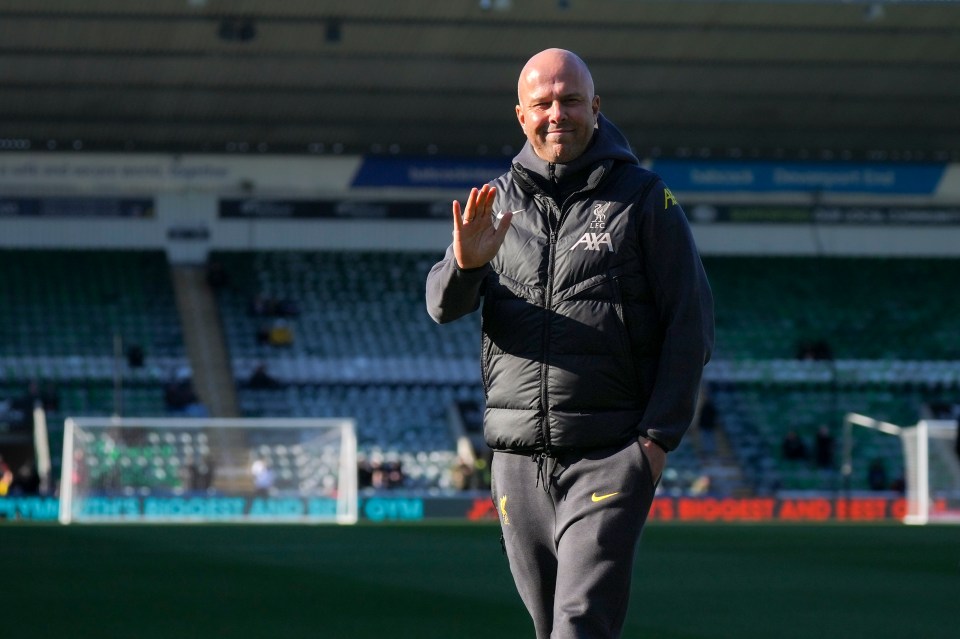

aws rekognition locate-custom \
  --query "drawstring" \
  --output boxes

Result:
[534,452,552,493]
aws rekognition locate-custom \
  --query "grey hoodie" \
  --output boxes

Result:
[426,114,713,454]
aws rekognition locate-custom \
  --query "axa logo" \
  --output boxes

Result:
[570,232,614,252]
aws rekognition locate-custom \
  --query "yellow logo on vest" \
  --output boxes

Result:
[591,491,620,503]
[664,187,678,209]
[499,494,510,525]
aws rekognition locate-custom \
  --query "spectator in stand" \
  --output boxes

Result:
[452,454,475,491]
[163,367,208,417]
[267,319,294,347]
[867,458,888,491]
[357,454,374,490]
[796,339,833,361]
[194,455,216,492]
[385,457,404,488]
[247,362,282,389]
[370,453,387,489]
[781,429,809,461]
[205,259,229,291]
[11,461,40,496]
[0,455,13,497]
[251,457,275,497]
[814,424,835,469]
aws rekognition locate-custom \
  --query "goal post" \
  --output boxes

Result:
[843,413,960,525]
[59,417,358,525]
[901,419,960,525]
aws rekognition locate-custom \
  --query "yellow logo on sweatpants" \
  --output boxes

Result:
[591,491,620,503]
[499,494,510,525]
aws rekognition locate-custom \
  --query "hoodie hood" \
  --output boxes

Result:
[512,112,639,183]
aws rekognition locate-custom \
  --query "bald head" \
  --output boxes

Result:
[517,48,595,104]
[515,48,600,163]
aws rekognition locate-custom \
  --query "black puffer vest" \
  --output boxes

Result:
[481,116,663,454]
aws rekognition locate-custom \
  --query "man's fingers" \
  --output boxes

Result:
[460,185,497,226]
[467,185,496,229]
[463,188,479,223]
[453,185,507,269]
[452,199,463,231]
[480,185,497,219]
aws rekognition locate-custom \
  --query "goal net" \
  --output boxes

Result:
[901,419,960,525]
[59,417,357,524]
[843,414,960,525]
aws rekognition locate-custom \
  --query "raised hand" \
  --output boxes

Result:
[452,185,513,269]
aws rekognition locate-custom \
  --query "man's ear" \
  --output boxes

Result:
[515,104,524,127]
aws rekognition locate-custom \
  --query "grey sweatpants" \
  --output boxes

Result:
[492,438,658,639]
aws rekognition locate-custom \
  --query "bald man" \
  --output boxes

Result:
[427,49,714,638]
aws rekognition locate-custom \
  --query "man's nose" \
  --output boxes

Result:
[548,101,566,122]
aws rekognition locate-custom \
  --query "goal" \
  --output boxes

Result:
[59,417,358,524]
[900,419,960,525]
[843,414,960,525]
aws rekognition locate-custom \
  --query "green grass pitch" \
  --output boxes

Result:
[2,522,956,638]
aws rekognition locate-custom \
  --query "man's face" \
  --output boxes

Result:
[516,53,600,164]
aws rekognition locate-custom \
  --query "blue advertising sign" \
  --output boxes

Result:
[351,156,947,195]
[650,159,947,195]
[351,156,510,189]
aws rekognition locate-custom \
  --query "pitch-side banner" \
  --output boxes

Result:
[0,495,920,523]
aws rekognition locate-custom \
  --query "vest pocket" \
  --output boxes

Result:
[609,271,646,393]
[609,273,633,358]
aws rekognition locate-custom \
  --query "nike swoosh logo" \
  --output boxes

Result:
[591,492,620,502]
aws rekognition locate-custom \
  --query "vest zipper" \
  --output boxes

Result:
[539,220,559,458]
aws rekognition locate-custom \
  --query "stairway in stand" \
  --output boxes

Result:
[171,264,251,493]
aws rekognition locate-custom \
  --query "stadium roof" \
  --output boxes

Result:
[1,0,959,161]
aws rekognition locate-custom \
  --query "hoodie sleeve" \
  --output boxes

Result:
[637,180,715,451]
[425,244,490,324]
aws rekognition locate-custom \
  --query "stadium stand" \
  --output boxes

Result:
[702,256,960,495]
[711,382,958,493]
[0,250,185,360]
[199,251,960,496]
[705,257,960,361]
[211,250,479,362]
[3,247,958,498]
[211,250,483,491]
[0,249,190,485]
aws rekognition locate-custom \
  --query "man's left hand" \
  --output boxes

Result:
[639,436,667,484]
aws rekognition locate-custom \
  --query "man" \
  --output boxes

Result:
[426,48,713,638]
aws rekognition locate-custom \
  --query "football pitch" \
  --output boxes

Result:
[3,522,956,638]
